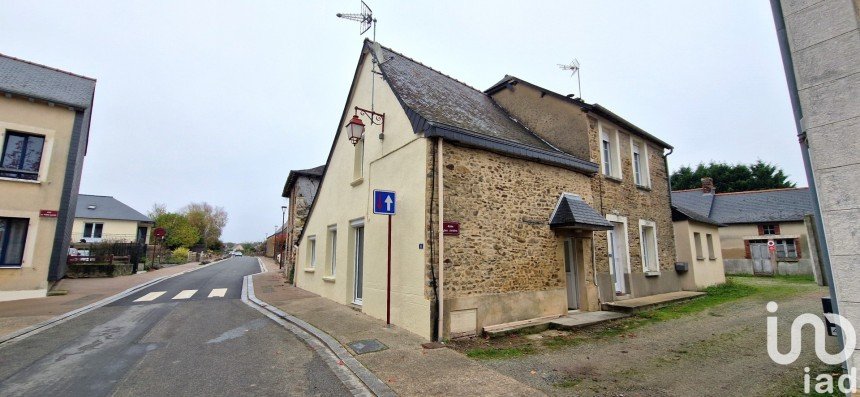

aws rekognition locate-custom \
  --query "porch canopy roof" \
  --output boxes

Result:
[550,193,613,231]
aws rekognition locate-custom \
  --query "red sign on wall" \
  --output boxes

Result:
[39,210,59,218]
[443,221,460,236]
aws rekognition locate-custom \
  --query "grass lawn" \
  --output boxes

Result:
[457,275,820,359]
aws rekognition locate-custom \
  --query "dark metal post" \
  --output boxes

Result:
[280,206,287,269]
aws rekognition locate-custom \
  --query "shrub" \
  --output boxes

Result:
[170,247,190,264]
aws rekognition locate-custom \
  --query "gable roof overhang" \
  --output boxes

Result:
[549,193,613,231]
[671,204,725,227]
[486,76,673,150]
[282,165,325,198]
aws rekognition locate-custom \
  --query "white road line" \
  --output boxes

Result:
[133,291,166,302]
[208,288,227,298]
[172,289,197,300]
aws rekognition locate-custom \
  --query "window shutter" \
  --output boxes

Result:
[795,238,802,259]
[757,225,764,235]
[774,224,781,235]
[744,240,751,259]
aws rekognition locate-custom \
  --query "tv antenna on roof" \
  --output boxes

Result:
[558,59,582,100]
[337,1,377,41]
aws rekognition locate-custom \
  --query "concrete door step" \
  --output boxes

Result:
[482,314,563,337]
[549,311,629,330]
[602,291,706,314]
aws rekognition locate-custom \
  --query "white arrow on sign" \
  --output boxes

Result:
[384,195,393,212]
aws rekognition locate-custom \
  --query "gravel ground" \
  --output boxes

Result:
[453,277,838,396]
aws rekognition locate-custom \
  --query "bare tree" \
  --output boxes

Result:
[182,202,228,249]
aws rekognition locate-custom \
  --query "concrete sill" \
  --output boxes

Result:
[350,178,364,187]
[0,177,41,184]
[303,268,315,273]
[696,256,705,261]
[636,184,652,192]
[644,271,661,277]
[709,257,718,261]
[778,258,800,262]
[322,276,336,283]
[604,175,623,184]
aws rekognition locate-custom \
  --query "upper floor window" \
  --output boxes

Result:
[353,138,364,182]
[1,132,45,181]
[631,140,650,187]
[760,224,779,235]
[599,122,622,179]
[0,217,29,268]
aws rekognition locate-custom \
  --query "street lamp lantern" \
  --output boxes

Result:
[345,115,365,145]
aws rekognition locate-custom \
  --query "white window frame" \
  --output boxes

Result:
[327,225,337,277]
[307,236,317,269]
[598,121,622,179]
[630,138,651,188]
[605,214,631,287]
[639,219,660,274]
[706,233,716,260]
[83,222,104,241]
[352,137,364,183]
[693,232,704,260]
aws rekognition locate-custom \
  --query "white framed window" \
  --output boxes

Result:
[630,139,650,187]
[0,217,28,268]
[83,222,104,240]
[307,236,317,268]
[639,220,659,273]
[706,234,716,260]
[693,232,704,260]
[598,121,622,179]
[327,225,337,276]
[775,239,798,259]
[1,131,45,181]
[353,138,364,182]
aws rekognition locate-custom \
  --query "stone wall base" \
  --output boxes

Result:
[597,272,683,302]
[445,288,567,338]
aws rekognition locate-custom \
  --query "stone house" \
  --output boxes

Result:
[0,54,96,301]
[71,194,153,244]
[294,40,679,340]
[281,165,323,277]
[672,182,819,277]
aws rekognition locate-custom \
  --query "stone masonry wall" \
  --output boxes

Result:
[438,143,594,298]
[586,115,676,275]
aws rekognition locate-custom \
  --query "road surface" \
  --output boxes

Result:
[0,257,350,397]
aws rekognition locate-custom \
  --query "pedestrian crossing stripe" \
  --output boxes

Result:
[131,288,229,302]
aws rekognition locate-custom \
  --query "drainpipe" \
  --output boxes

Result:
[769,0,843,361]
[663,148,674,205]
[437,137,445,340]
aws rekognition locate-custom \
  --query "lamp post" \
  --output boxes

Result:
[280,205,287,269]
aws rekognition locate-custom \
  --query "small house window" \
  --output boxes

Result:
[327,226,337,276]
[83,222,103,239]
[631,140,650,187]
[353,138,364,182]
[0,217,28,267]
[693,232,704,260]
[1,132,45,181]
[599,122,622,179]
[706,233,716,260]
[601,137,612,176]
[775,239,798,259]
[640,221,659,272]
[308,236,317,268]
[760,224,778,235]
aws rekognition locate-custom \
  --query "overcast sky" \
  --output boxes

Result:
[0,1,803,242]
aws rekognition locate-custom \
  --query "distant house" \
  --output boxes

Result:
[671,203,726,290]
[0,54,96,301]
[72,195,153,244]
[672,179,818,277]
[281,165,323,276]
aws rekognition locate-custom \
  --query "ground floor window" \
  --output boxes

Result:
[83,222,103,239]
[639,220,659,273]
[775,239,798,259]
[0,217,29,267]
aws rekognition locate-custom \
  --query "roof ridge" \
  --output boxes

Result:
[716,187,809,196]
[369,40,489,97]
[78,194,115,198]
[671,188,702,193]
[0,53,96,81]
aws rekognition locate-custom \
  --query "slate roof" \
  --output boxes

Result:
[75,195,152,223]
[671,188,813,224]
[282,165,325,197]
[550,194,613,230]
[0,53,96,109]
[372,41,599,174]
[671,204,725,227]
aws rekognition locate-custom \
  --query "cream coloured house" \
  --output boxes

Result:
[71,194,152,244]
[0,54,96,301]
[294,40,678,341]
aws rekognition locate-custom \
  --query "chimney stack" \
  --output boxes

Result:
[702,177,715,195]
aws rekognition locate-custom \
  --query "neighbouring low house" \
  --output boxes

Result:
[671,203,726,290]
[672,179,820,277]
[293,40,681,340]
[71,194,153,244]
[281,165,323,277]
[0,53,96,301]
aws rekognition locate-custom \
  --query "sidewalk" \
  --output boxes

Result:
[0,262,202,337]
[254,257,542,396]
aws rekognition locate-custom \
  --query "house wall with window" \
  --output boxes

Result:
[673,219,725,290]
[720,221,814,276]
[70,218,150,244]
[0,95,77,300]
[294,50,431,339]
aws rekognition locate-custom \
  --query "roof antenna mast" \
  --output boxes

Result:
[337,1,383,110]
[558,59,582,100]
